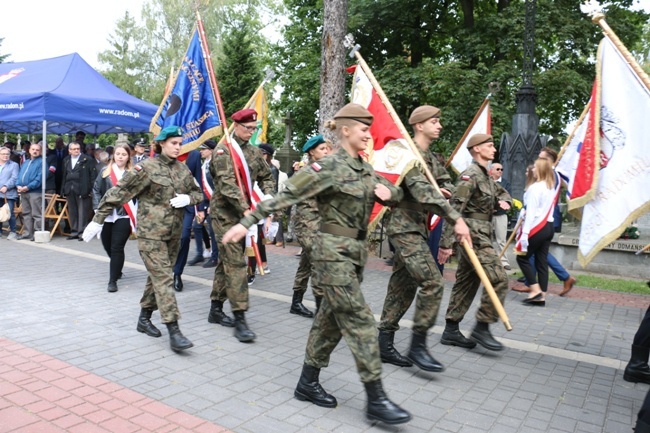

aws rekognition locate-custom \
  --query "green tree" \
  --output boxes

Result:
[215,24,263,117]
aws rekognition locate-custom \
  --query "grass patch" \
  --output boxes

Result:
[511,270,650,295]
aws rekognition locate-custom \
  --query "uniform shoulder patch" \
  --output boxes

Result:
[311,162,322,172]
[134,165,143,172]
[216,149,225,155]
[460,174,471,181]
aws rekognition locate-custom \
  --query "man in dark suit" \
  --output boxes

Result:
[48,137,68,195]
[489,162,512,270]
[61,141,96,240]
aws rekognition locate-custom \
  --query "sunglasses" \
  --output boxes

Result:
[494,168,503,171]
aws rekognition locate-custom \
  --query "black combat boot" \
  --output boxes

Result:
[406,332,444,372]
[378,330,412,367]
[233,311,256,342]
[440,320,476,349]
[165,321,193,352]
[294,364,337,408]
[364,380,412,425]
[207,300,234,327]
[290,291,314,318]
[315,296,322,314]
[624,345,650,384]
[136,308,161,338]
[470,321,503,351]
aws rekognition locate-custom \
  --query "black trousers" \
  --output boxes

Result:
[100,218,132,282]
[516,222,554,292]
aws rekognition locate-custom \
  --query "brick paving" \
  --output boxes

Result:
[1,237,649,432]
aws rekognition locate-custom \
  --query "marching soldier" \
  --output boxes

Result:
[84,126,204,353]
[290,134,331,317]
[222,103,412,425]
[438,133,512,351]
[208,108,275,343]
[377,105,471,372]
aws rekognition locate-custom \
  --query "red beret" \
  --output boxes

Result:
[231,109,258,123]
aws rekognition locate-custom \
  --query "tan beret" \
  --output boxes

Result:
[334,103,374,126]
[408,105,441,125]
[467,133,494,149]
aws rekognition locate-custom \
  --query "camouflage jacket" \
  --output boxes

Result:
[241,151,403,266]
[430,151,456,194]
[294,158,320,237]
[93,153,204,241]
[209,135,274,226]
[440,160,511,250]
[386,148,461,238]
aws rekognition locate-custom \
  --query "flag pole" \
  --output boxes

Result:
[445,95,491,168]
[589,12,650,93]
[344,35,511,331]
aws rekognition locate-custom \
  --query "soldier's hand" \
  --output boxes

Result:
[498,200,511,211]
[222,223,248,243]
[438,248,453,265]
[454,218,472,248]
[374,183,391,201]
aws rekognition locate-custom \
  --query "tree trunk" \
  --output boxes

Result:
[319,0,348,146]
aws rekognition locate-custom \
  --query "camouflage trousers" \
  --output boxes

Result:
[292,233,323,297]
[304,260,381,383]
[378,232,444,334]
[445,243,508,324]
[138,237,181,323]
[210,236,248,311]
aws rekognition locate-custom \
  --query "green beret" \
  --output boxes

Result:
[334,103,374,126]
[302,135,325,153]
[467,133,493,149]
[155,126,183,141]
[408,105,441,125]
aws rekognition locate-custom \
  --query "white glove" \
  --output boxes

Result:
[82,221,103,242]
[519,234,529,252]
[169,193,190,208]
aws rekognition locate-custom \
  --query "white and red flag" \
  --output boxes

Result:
[447,97,492,174]
[556,36,650,266]
[348,64,420,227]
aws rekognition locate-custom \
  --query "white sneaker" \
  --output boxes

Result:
[7,232,17,240]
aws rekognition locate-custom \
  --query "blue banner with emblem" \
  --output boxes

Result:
[149,28,223,154]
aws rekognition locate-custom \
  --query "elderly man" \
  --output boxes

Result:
[61,141,97,240]
[16,142,47,241]
[489,162,511,270]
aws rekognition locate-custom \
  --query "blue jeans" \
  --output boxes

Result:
[524,252,570,284]
[0,197,17,233]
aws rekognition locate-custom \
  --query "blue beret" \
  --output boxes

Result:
[302,135,325,153]
[154,126,183,141]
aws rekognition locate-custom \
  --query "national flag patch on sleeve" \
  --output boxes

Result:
[311,162,322,172]
[134,165,143,172]
[216,149,225,155]
[460,175,471,181]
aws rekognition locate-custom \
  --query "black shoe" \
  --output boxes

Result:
[294,364,337,408]
[208,300,234,327]
[166,321,193,352]
[470,322,504,351]
[522,293,543,304]
[440,321,477,349]
[378,330,412,367]
[78,237,83,242]
[187,255,204,266]
[233,311,255,342]
[202,258,218,268]
[107,281,118,292]
[624,345,650,384]
[407,332,444,372]
[136,308,162,338]
[290,291,314,318]
[364,380,412,425]
[66,235,79,240]
[174,274,183,292]
[247,275,255,286]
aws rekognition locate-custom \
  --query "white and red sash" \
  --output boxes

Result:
[109,168,138,232]
[201,161,213,200]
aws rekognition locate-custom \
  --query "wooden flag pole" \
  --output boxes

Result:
[344,35,511,331]
[445,95,491,169]
[499,218,522,260]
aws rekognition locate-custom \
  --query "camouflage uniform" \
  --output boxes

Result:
[209,135,274,312]
[379,149,461,334]
[240,151,403,383]
[93,153,204,323]
[292,158,323,298]
[442,160,512,324]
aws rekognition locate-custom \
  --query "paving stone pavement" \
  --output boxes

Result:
[1,236,649,432]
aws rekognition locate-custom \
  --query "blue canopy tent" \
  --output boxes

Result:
[0,53,157,241]
[0,53,156,135]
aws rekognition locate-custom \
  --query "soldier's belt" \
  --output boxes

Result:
[394,201,425,212]
[320,223,367,241]
[463,212,492,222]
